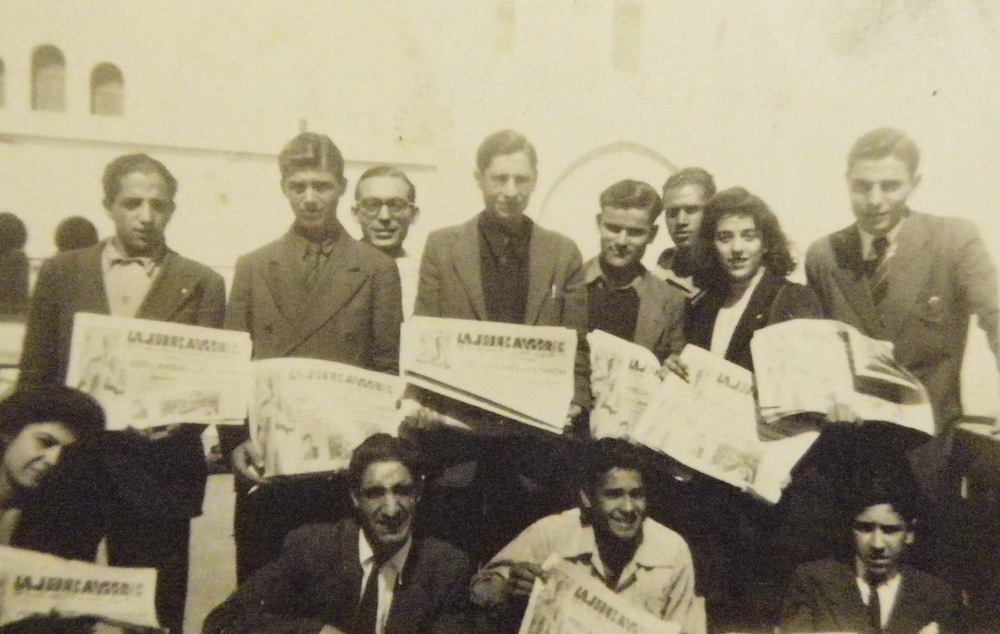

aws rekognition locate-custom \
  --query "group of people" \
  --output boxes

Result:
[1,125,996,634]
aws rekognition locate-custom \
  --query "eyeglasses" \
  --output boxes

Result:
[355,198,413,219]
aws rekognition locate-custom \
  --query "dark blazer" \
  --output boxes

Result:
[779,558,964,633]
[202,519,472,634]
[415,215,587,404]
[806,212,999,431]
[18,242,226,519]
[225,228,402,371]
[687,270,823,372]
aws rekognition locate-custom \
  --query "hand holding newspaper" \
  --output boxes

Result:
[65,313,252,430]
[400,316,577,432]
[0,546,162,632]
[250,358,404,478]
[751,319,934,435]
[519,555,677,634]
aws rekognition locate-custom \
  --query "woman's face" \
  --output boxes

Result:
[713,214,765,282]
[2,422,77,490]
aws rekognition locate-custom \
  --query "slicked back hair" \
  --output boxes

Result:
[354,165,416,203]
[476,130,538,173]
[599,179,662,223]
[847,127,920,176]
[102,154,178,204]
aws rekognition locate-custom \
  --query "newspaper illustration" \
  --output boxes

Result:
[64,313,252,430]
[518,555,677,634]
[250,358,404,478]
[400,316,577,432]
[622,345,819,504]
[751,319,935,435]
[0,545,161,631]
[587,330,662,440]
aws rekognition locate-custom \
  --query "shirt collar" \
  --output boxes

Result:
[101,238,163,275]
[563,509,676,575]
[358,529,413,584]
[858,214,906,260]
[290,221,343,252]
[478,209,534,241]
[584,257,646,289]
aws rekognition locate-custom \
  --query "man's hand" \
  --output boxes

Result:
[825,393,862,424]
[659,354,689,382]
[503,561,547,599]
[232,439,267,484]
[319,626,349,634]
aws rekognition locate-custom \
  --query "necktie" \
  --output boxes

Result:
[867,579,883,632]
[353,564,380,634]
[303,241,323,287]
[868,236,890,306]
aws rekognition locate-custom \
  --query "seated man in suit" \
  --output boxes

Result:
[778,464,964,633]
[470,438,705,634]
[203,433,471,634]
[586,179,685,363]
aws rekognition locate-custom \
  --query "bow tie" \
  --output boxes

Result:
[110,257,156,275]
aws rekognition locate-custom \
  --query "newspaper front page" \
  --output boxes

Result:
[751,319,935,435]
[64,313,252,430]
[0,546,161,631]
[587,330,662,440]
[400,316,577,432]
[518,556,678,634]
[628,345,819,503]
[250,358,404,478]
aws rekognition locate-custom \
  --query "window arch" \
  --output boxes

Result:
[91,62,124,116]
[32,45,66,111]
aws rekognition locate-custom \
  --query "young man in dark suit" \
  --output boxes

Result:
[203,433,471,634]
[221,132,403,582]
[19,153,226,634]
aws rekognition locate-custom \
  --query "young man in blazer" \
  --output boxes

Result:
[221,132,403,582]
[19,153,226,634]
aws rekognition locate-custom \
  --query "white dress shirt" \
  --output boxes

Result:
[357,531,412,634]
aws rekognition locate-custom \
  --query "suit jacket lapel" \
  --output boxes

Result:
[136,250,194,321]
[887,568,929,633]
[830,226,886,338]
[264,233,311,325]
[77,245,112,315]
[525,226,556,325]
[877,214,931,341]
[724,271,784,365]
[451,218,488,320]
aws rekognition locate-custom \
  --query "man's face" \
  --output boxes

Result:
[852,503,914,581]
[352,460,418,554]
[581,467,647,543]
[847,156,919,237]
[662,184,708,248]
[597,207,658,270]
[104,171,175,256]
[476,151,537,221]
[352,175,418,252]
[282,169,347,235]
[2,422,77,490]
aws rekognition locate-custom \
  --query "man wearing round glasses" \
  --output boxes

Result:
[352,166,420,316]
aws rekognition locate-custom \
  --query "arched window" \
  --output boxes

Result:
[0,57,5,107]
[91,62,124,116]
[32,45,66,112]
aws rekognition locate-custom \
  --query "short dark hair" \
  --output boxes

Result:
[279,132,345,180]
[696,186,797,287]
[476,130,537,173]
[102,154,178,204]
[55,216,99,252]
[663,167,717,199]
[0,212,27,252]
[844,464,922,527]
[578,437,648,495]
[347,433,423,493]
[354,165,416,203]
[599,180,662,223]
[847,128,920,176]
[0,385,105,446]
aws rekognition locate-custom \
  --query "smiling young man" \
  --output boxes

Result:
[470,438,704,633]
[203,433,471,634]
[805,127,1000,435]
[586,179,685,362]
[19,153,226,634]
[352,165,420,316]
[778,467,963,633]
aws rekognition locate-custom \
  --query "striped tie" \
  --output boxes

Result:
[868,236,890,306]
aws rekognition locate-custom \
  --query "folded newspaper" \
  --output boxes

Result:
[250,358,404,478]
[519,555,679,634]
[400,316,577,432]
[65,313,252,430]
[751,319,935,435]
[0,546,162,632]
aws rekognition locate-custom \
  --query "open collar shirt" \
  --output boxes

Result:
[101,238,164,317]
